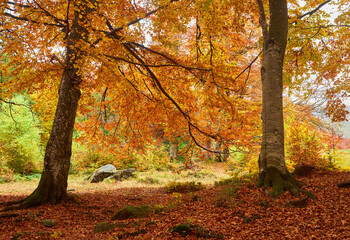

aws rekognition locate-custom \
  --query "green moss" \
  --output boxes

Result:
[259,167,302,197]
[111,205,151,220]
[93,222,117,233]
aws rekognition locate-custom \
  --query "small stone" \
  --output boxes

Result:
[41,219,56,227]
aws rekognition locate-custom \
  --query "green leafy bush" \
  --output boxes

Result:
[0,95,43,176]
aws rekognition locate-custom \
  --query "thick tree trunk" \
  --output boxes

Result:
[257,0,301,196]
[3,0,95,209]
[18,69,81,207]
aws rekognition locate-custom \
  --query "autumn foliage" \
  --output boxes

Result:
[0,0,350,204]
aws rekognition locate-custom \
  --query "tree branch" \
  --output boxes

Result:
[298,0,333,19]
[256,0,268,41]
[103,53,208,71]
[32,0,65,24]
[122,42,221,151]
[108,0,179,34]
[93,0,178,46]
[4,12,64,28]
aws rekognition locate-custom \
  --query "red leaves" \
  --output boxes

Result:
[1,169,350,239]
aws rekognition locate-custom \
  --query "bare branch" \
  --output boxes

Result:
[93,0,178,45]
[0,98,35,125]
[0,98,31,108]
[50,54,65,67]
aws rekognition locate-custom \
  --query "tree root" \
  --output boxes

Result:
[1,191,44,212]
[258,167,316,200]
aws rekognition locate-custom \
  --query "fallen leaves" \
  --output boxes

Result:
[0,169,349,239]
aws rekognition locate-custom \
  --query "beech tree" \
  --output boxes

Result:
[2,0,257,207]
[1,0,97,207]
[255,0,350,195]
[255,0,301,195]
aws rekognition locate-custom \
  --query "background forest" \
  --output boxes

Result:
[0,91,348,184]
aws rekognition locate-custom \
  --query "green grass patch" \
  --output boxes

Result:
[166,181,205,193]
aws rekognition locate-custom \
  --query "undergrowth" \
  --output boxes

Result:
[166,181,205,193]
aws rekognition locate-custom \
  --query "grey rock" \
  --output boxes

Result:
[86,164,135,183]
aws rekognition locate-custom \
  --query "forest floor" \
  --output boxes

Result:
[0,164,350,240]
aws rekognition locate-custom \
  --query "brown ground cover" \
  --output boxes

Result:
[0,169,349,239]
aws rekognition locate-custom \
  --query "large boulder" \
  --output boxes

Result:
[85,164,135,183]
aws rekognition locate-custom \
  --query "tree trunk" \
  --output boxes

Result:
[256,0,301,196]
[214,141,222,162]
[5,0,95,209]
[169,138,179,162]
[18,68,81,207]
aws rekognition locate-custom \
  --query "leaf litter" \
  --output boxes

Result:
[0,169,349,239]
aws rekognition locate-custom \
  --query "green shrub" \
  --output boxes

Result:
[166,181,205,193]
[215,177,241,186]
[187,169,215,179]
[137,176,160,184]
[13,173,41,182]
[0,94,43,175]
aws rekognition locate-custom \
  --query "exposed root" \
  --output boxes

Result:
[1,191,44,211]
[258,167,305,198]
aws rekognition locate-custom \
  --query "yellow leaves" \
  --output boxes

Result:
[202,0,213,10]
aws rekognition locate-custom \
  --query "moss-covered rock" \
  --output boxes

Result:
[41,219,56,227]
[171,224,192,237]
[111,205,151,220]
[93,222,117,233]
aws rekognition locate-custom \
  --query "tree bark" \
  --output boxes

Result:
[17,68,81,207]
[169,138,179,162]
[256,0,301,196]
[5,0,95,209]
